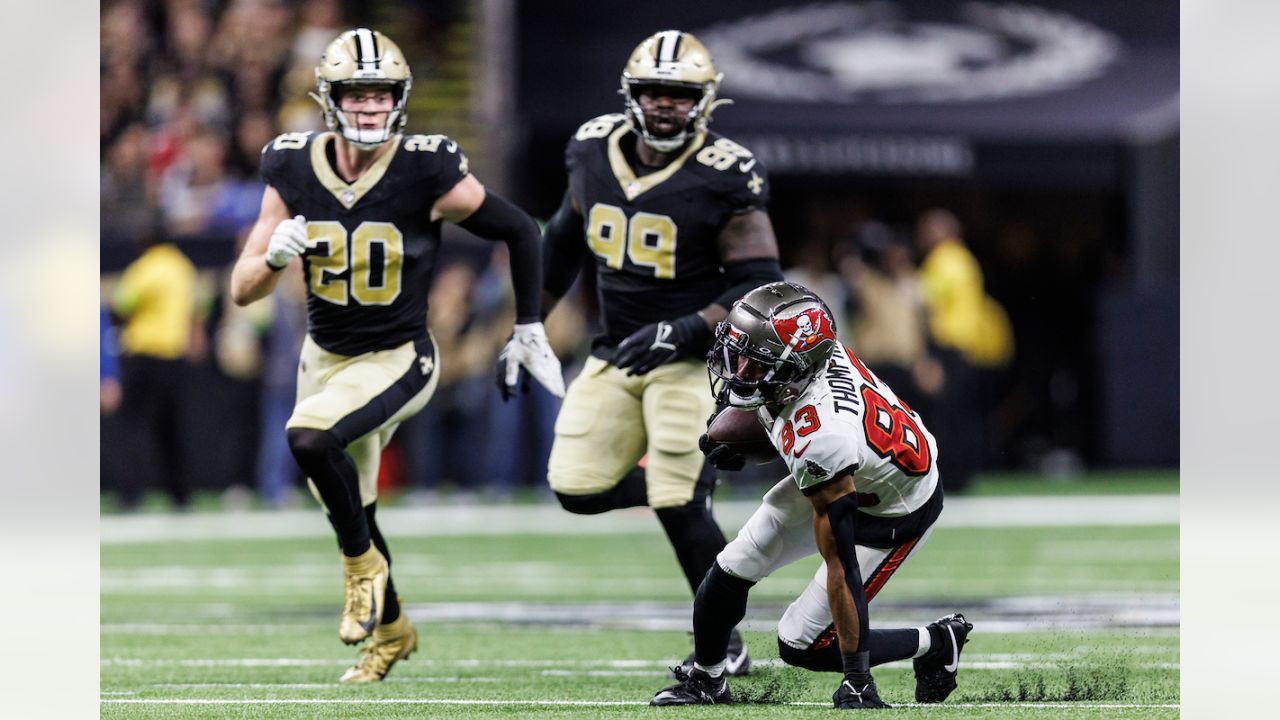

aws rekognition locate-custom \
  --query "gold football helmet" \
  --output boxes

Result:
[620,30,726,152]
[313,28,412,148]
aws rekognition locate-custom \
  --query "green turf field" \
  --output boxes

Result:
[101,486,1179,718]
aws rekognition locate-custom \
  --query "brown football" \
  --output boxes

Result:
[706,407,779,464]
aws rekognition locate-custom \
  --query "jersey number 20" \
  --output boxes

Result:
[307,221,404,306]
[587,203,677,279]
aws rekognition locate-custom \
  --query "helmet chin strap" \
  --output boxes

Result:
[722,333,806,409]
[334,109,401,148]
[625,92,706,153]
[726,388,765,408]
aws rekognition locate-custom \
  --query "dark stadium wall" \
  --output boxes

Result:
[508,0,1178,470]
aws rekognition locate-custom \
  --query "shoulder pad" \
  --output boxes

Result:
[401,133,470,176]
[259,131,316,185]
[571,113,628,145]
[694,133,769,208]
[262,131,317,155]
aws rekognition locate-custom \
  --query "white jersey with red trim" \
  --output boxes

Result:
[757,344,940,516]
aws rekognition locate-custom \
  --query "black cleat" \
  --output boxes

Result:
[676,628,750,677]
[651,665,732,705]
[833,675,891,709]
[914,612,974,703]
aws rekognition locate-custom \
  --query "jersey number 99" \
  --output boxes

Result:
[307,221,404,306]
[586,203,678,279]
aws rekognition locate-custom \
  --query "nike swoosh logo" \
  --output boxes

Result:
[360,587,378,635]
[943,624,959,673]
[739,159,756,172]
[793,440,812,458]
[725,643,748,675]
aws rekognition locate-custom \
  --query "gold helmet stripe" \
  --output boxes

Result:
[354,27,378,69]
[656,30,682,63]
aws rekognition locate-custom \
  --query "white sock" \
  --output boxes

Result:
[694,660,726,678]
[911,627,932,659]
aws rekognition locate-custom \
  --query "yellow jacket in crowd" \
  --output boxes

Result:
[918,238,1014,368]
[112,243,198,360]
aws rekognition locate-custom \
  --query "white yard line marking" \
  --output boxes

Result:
[102,624,297,635]
[100,698,1180,708]
[101,495,1178,543]
[102,657,675,668]
[541,661,1180,675]
[103,656,1178,671]
[150,680,502,688]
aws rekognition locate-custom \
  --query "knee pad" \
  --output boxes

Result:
[777,628,842,672]
[554,490,617,515]
[287,427,341,468]
[554,467,648,515]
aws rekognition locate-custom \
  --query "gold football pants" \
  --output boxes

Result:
[287,333,439,508]
[547,356,714,509]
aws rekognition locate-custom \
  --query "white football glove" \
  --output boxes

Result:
[496,322,565,400]
[266,215,310,270]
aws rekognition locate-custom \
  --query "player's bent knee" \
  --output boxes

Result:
[287,427,341,466]
[553,490,617,515]
[776,636,841,672]
[545,466,614,499]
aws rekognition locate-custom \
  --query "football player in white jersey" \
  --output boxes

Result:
[651,282,971,709]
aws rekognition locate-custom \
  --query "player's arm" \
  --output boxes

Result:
[539,190,588,320]
[229,185,305,306]
[432,175,565,399]
[613,209,783,376]
[806,472,876,687]
[703,208,785,326]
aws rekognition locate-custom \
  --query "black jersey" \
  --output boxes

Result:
[260,130,469,356]
[564,114,770,356]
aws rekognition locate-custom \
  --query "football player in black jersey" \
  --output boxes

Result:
[536,30,785,675]
[229,29,563,683]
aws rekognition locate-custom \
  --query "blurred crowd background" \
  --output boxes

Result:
[100,0,1179,510]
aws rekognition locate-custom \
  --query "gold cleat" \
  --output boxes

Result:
[338,545,389,645]
[339,611,419,683]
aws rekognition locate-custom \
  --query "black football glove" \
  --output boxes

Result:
[699,432,746,472]
[611,313,710,376]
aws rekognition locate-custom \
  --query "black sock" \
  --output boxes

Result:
[842,649,871,679]
[365,504,401,625]
[871,628,921,665]
[692,564,755,667]
[288,428,369,556]
[655,501,728,595]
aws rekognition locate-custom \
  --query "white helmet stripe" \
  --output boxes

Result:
[657,30,682,62]
[355,28,377,69]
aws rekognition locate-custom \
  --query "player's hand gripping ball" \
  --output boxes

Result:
[700,407,778,470]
